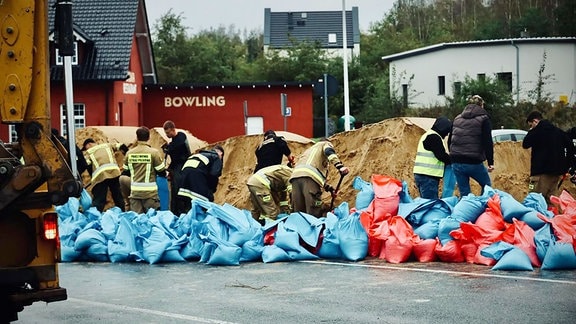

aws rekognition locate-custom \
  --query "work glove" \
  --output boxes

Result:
[119,144,129,155]
[287,155,296,168]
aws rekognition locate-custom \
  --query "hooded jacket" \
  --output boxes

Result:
[449,104,494,165]
[414,117,452,178]
[522,119,574,176]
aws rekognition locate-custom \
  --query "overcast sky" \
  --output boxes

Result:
[145,0,396,34]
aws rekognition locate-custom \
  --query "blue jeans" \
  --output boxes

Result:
[414,173,440,199]
[451,162,492,197]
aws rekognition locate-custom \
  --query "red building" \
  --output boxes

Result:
[0,0,314,144]
[143,83,313,144]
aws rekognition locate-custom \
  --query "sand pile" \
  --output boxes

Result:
[212,117,575,211]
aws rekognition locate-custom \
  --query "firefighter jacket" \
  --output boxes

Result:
[178,149,223,202]
[413,129,445,178]
[247,164,293,201]
[254,136,291,172]
[123,141,167,199]
[84,143,123,186]
[289,140,343,187]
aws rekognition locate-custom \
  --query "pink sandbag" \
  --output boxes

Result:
[475,195,506,231]
[371,175,402,217]
[550,190,576,215]
[537,212,576,249]
[435,239,465,263]
[383,216,416,263]
[504,219,541,267]
[474,243,497,266]
[413,238,437,262]
[449,228,477,263]
[360,209,384,257]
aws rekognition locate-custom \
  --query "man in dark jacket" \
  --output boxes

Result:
[448,95,494,197]
[523,111,575,203]
[176,145,224,215]
[413,117,452,199]
[163,120,191,213]
[254,130,293,172]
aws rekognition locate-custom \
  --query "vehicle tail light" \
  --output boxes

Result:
[43,212,58,240]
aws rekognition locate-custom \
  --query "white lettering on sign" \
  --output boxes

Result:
[164,96,226,108]
[123,83,137,94]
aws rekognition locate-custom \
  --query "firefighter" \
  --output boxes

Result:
[82,138,128,212]
[176,145,224,215]
[289,139,349,217]
[122,127,167,214]
[254,130,293,172]
[247,164,293,224]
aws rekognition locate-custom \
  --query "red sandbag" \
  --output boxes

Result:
[384,216,416,263]
[360,210,384,257]
[510,218,541,267]
[475,195,506,231]
[474,243,497,266]
[413,238,437,262]
[371,175,402,217]
[435,239,465,263]
[460,222,504,245]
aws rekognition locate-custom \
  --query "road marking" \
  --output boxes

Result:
[68,297,239,324]
[302,260,576,285]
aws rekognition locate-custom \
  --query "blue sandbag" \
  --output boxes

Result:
[451,195,486,223]
[399,180,413,203]
[261,245,291,263]
[274,222,301,252]
[541,240,576,270]
[534,223,553,263]
[61,245,82,262]
[180,233,205,260]
[481,241,515,261]
[141,226,172,264]
[519,210,546,230]
[86,243,109,262]
[438,217,460,245]
[496,189,533,223]
[101,209,122,240]
[284,212,324,248]
[352,176,374,211]
[108,215,139,263]
[338,211,368,261]
[522,192,554,219]
[206,243,242,266]
[240,240,264,262]
[318,227,341,259]
[286,247,319,261]
[414,220,440,240]
[491,246,534,271]
[75,228,106,251]
[156,176,169,210]
[333,201,350,219]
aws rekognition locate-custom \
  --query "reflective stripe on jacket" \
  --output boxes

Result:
[85,143,122,185]
[289,141,342,186]
[413,130,445,178]
[123,141,166,199]
[247,164,292,193]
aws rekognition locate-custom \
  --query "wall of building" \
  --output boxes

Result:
[389,42,576,107]
[142,85,314,144]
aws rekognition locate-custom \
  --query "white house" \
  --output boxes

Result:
[381,37,576,107]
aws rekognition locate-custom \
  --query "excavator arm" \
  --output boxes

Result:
[0,0,81,210]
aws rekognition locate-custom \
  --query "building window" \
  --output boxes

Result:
[497,72,513,92]
[328,33,337,43]
[8,125,18,142]
[59,103,85,137]
[477,73,486,81]
[55,42,78,66]
[453,82,462,96]
[438,76,445,95]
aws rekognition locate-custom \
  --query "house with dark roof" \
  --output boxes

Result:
[264,7,360,58]
[382,37,576,108]
[46,0,156,137]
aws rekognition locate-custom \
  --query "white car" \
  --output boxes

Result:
[492,129,528,143]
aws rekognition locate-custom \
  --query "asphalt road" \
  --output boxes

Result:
[18,259,576,324]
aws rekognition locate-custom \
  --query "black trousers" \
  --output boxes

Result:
[91,177,126,212]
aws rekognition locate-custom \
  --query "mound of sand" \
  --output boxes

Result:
[213,117,574,211]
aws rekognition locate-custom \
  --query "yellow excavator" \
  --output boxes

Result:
[0,0,82,321]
